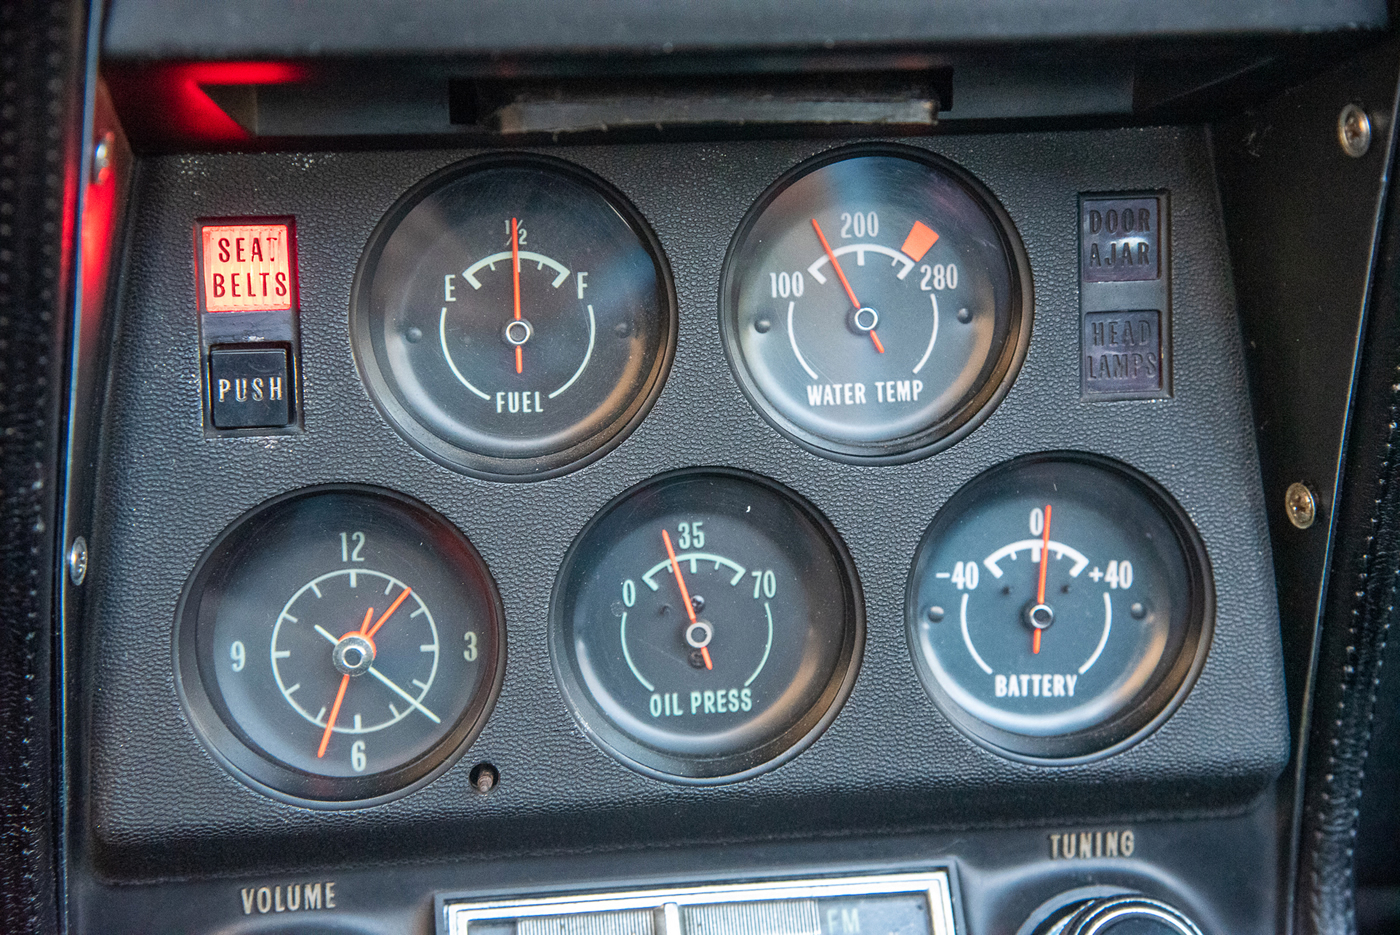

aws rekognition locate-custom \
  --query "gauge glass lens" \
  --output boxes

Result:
[176,486,505,804]
[906,454,1211,759]
[551,470,863,782]
[352,155,675,479]
[721,146,1030,461]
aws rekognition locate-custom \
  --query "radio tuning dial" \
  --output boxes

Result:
[1031,895,1205,935]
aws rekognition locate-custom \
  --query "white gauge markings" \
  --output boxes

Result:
[268,569,442,736]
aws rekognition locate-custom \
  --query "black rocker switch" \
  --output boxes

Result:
[208,345,293,429]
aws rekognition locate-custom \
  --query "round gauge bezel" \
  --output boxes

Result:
[350,152,678,482]
[904,452,1214,763]
[173,484,507,808]
[719,142,1035,464]
[548,467,865,784]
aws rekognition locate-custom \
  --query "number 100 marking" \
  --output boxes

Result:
[770,271,805,298]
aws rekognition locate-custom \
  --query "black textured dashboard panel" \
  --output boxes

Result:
[101,0,1388,58]
[81,128,1288,881]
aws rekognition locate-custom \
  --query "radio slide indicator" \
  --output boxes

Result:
[442,871,956,935]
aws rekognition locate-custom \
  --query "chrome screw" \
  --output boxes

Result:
[67,536,88,586]
[1339,104,1372,158]
[91,131,115,184]
[1285,482,1317,530]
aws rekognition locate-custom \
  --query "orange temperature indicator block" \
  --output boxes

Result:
[900,221,940,262]
[201,223,293,312]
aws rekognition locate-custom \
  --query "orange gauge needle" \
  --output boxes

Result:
[1033,504,1052,655]
[663,529,713,670]
[662,529,697,625]
[811,218,884,354]
[511,217,523,375]
[366,586,413,641]
[318,606,374,759]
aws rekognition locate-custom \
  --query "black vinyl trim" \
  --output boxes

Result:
[1299,70,1400,935]
[0,0,88,933]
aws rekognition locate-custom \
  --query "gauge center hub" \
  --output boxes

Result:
[1025,602,1054,630]
[853,306,880,332]
[332,632,377,676]
[684,620,714,648]
[503,319,534,346]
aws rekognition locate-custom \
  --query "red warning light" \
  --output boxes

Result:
[199,222,294,312]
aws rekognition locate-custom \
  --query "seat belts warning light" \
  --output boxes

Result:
[200,223,294,312]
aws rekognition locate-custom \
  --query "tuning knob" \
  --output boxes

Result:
[1035,895,1205,935]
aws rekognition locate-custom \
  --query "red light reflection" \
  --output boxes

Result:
[104,61,306,145]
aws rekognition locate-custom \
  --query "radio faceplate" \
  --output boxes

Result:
[441,872,956,935]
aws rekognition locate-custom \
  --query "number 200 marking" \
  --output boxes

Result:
[841,212,878,238]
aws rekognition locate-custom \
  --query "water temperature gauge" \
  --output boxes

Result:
[905,454,1212,759]
[550,470,863,782]
[352,155,675,479]
[721,145,1032,462]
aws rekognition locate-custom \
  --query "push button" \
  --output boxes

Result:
[208,345,292,428]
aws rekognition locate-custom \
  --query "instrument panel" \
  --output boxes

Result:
[75,127,1287,933]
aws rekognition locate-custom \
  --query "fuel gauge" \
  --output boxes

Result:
[352,155,676,479]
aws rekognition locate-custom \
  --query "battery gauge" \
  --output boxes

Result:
[905,453,1213,759]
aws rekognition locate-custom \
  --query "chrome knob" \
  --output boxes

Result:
[1036,895,1204,935]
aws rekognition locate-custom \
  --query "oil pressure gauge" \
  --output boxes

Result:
[550,469,863,783]
[905,454,1212,760]
[721,145,1032,462]
[352,154,676,480]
